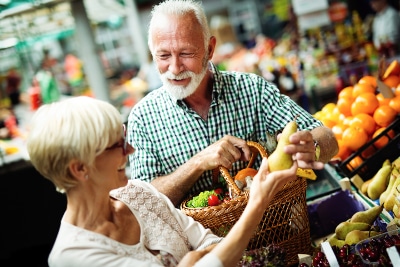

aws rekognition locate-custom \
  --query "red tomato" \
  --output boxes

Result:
[208,194,220,206]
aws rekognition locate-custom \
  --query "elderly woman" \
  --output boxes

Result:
[26,96,297,267]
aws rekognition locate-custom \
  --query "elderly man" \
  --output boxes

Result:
[127,0,338,206]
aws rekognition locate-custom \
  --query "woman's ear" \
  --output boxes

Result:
[68,160,88,181]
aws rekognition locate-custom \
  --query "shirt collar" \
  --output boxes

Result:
[170,61,224,107]
[209,61,223,102]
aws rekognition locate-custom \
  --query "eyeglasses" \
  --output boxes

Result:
[105,124,127,155]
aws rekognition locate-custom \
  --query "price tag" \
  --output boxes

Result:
[386,246,400,266]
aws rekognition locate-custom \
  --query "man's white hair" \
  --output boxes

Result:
[147,0,211,55]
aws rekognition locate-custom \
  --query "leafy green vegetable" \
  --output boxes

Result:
[187,190,216,208]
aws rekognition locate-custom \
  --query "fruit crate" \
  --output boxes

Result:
[354,228,400,266]
[337,116,400,181]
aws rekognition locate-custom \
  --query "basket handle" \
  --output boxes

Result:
[219,141,268,196]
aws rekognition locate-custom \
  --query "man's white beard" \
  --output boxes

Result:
[160,60,209,100]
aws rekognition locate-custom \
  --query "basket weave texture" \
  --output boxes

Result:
[180,141,312,266]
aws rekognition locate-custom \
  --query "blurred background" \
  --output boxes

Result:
[1,1,400,266]
[0,0,398,116]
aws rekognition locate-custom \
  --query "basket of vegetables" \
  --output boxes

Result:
[180,141,312,266]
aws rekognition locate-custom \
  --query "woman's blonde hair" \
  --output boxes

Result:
[27,96,122,193]
[147,0,211,54]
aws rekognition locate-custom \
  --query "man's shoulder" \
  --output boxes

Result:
[216,69,274,94]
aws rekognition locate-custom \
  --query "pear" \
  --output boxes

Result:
[326,234,346,248]
[350,205,383,225]
[361,178,372,195]
[268,119,297,172]
[335,221,371,240]
[382,158,391,167]
[383,168,400,211]
[380,169,397,204]
[392,157,400,169]
[344,230,381,245]
[367,165,392,200]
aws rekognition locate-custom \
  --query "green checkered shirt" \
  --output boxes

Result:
[127,62,322,196]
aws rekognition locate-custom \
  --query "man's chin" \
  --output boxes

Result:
[165,85,196,100]
[166,89,193,100]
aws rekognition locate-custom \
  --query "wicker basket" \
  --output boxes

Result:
[180,141,312,266]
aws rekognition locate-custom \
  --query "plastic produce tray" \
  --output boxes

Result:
[337,116,400,181]
[355,229,400,266]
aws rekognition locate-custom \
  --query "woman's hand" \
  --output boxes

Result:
[249,157,298,208]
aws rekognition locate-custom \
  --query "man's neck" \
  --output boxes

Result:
[184,72,213,120]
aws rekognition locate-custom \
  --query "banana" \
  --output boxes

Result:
[296,168,317,180]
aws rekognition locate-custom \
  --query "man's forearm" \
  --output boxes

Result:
[150,159,205,206]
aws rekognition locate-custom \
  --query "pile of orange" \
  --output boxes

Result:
[314,59,400,164]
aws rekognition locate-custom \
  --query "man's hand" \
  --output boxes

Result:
[193,135,251,172]
[282,130,324,170]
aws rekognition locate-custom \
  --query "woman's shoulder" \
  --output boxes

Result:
[110,180,167,205]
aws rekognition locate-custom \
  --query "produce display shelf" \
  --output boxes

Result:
[336,116,400,182]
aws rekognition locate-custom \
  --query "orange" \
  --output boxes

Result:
[337,97,353,117]
[343,116,354,127]
[338,113,347,123]
[346,156,364,171]
[351,92,379,116]
[373,105,397,127]
[352,83,376,98]
[372,127,395,149]
[382,60,400,79]
[321,103,337,114]
[235,168,258,185]
[394,84,400,96]
[376,92,391,106]
[325,106,341,124]
[351,113,376,135]
[338,86,354,100]
[358,75,377,89]
[342,126,369,151]
[332,124,347,140]
[333,139,352,161]
[313,111,323,121]
[320,118,336,129]
[389,95,400,112]
[383,75,400,89]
